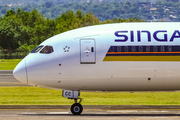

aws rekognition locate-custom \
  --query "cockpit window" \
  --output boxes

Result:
[40,46,54,54]
[31,45,44,53]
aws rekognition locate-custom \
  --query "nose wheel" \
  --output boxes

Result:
[71,98,83,115]
[71,103,83,115]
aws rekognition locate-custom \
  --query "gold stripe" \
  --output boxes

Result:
[103,56,180,61]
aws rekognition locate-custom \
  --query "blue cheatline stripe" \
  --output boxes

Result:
[103,45,180,61]
[108,46,180,53]
[106,53,180,56]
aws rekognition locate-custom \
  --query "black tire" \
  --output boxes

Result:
[71,103,83,115]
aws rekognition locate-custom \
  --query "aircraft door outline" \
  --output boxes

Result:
[80,39,96,64]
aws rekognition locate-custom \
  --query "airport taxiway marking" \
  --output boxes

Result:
[47,112,70,114]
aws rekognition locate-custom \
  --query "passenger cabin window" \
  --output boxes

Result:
[117,46,121,52]
[139,46,143,52]
[31,45,44,53]
[124,46,129,52]
[161,46,165,52]
[168,46,172,52]
[153,46,157,52]
[146,46,150,52]
[109,46,114,52]
[40,46,54,54]
[131,46,136,52]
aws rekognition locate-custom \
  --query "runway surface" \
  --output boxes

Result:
[0,108,180,120]
[1,70,180,120]
[0,70,29,86]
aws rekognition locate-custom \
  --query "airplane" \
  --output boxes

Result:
[13,22,180,115]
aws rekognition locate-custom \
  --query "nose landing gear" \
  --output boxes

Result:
[62,90,83,115]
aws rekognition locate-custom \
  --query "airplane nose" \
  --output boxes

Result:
[13,59,28,84]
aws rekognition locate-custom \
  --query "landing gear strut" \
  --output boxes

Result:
[62,90,83,115]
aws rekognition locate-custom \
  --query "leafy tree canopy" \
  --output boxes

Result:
[0,8,145,52]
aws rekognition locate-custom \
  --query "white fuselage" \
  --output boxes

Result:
[13,23,180,91]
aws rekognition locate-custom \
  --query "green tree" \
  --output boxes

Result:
[0,13,22,50]
[0,7,146,52]
[55,11,77,33]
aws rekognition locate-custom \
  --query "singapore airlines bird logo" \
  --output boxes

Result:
[63,46,70,52]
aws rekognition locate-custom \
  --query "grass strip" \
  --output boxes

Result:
[0,87,180,105]
[0,59,21,70]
